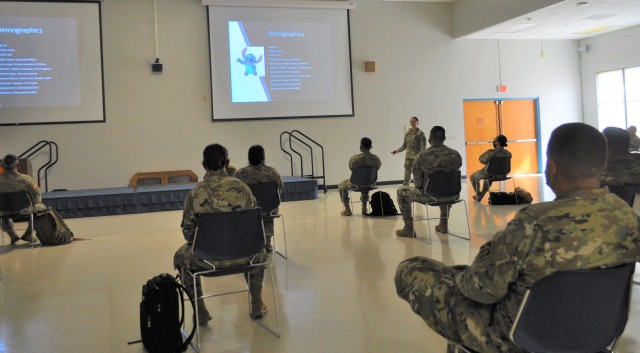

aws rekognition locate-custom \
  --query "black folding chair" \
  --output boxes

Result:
[0,191,38,247]
[605,183,640,207]
[182,208,280,351]
[476,156,517,204]
[412,170,470,244]
[347,166,379,216]
[248,181,287,259]
[449,263,635,353]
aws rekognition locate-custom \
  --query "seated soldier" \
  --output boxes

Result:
[338,137,382,216]
[470,135,512,202]
[628,125,640,151]
[395,123,640,353]
[396,126,462,236]
[174,144,268,325]
[0,154,45,244]
[601,127,640,186]
[235,145,284,252]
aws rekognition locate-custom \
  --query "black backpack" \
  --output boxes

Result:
[139,273,196,353]
[369,191,399,216]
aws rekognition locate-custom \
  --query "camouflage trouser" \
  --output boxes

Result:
[397,186,456,221]
[470,169,491,194]
[395,257,501,353]
[1,217,15,232]
[403,158,416,185]
[173,244,268,303]
[338,179,371,203]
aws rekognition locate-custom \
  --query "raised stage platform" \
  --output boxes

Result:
[43,176,317,219]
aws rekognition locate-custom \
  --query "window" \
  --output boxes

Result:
[596,65,640,131]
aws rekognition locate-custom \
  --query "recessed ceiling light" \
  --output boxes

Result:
[577,1,589,7]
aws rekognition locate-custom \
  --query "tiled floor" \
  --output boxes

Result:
[0,175,639,353]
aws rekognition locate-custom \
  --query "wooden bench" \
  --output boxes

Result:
[128,170,198,187]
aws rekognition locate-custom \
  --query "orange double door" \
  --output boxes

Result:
[463,99,540,178]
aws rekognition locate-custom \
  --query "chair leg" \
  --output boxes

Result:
[192,272,201,352]
[512,178,518,204]
[412,202,432,244]
[29,214,36,248]
[275,216,287,260]
[446,200,471,241]
[0,218,4,247]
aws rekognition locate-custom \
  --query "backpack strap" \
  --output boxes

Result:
[176,275,197,350]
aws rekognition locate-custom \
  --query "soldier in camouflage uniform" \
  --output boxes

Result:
[470,135,513,202]
[0,154,44,244]
[396,126,462,237]
[392,116,427,185]
[174,144,268,325]
[602,127,640,186]
[628,126,640,151]
[235,145,284,252]
[338,137,382,216]
[395,123,640,353]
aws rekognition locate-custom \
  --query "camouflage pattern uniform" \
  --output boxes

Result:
[0,169,45,234]
[235,162,284,237]
[338,151,382,203]
[395,188,640,353]
[470,148,513,195]
[601,154,640,186]
[397,143,462,221]
[174,169,267,311]
[630,133,640,151]
[396,128,427,185]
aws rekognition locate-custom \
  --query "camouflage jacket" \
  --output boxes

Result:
[349,151,382,171]
[630,134,640,151]
[455,188,640,351]
[413,143,462,190]
[397,128,426,159]
[479,148,512,172]
[0,170,43,206]
[235,162,284,191]
[601,154,640,186]
[181,169,256,242]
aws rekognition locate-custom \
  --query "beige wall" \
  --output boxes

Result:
[0,0,583,190]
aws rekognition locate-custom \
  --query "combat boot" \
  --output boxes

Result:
[340,202,352,216]
[435,220,448,234]
[249,286,268,319]
[395,218,415,238]
[361,202,368,215]
[8,230,21,244]
[21,226,34,242]
[196,299,212,325]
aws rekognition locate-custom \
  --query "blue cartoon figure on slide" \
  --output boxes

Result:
[237,47,263,76]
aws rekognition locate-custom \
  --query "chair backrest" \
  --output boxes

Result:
[192,208,264,261]
[0,191,33,213]
[248,181,281,215]
[510,263,635,353]
[425,170,461,198]
[486,156,511,177]
[606,184,640,207]
[349,166,378,187]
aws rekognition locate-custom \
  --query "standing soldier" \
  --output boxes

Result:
[235,145,284,252]
[396,126,462,237]
[470,135,512,202]
[337,137,382,216]
[392,116,426,185]
[395,123,640,353]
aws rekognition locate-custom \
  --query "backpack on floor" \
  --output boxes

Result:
[369,191,399,216]
[140,273,195,353]
[33,208,74,245]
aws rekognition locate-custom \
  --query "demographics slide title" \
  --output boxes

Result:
[0,27,44,34]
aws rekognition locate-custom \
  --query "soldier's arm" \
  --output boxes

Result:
[413,155,424,188]
[181,190,197,243]
[28,178,43,205]
[397,134,408,152]
[479,149,493,164]
[419,131,426,151]
[348,155,356,170]
[455,214,532,304]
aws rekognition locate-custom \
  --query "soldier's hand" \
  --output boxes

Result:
[391,150,397,155]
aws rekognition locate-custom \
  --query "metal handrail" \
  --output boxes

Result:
[18,140,58,192]
[279,130,327,192]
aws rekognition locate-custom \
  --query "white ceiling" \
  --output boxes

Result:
[365,0,640,39]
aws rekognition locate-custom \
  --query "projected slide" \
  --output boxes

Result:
[0,16,80,108]
[208,6,353,121]
[228,21,333,104]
